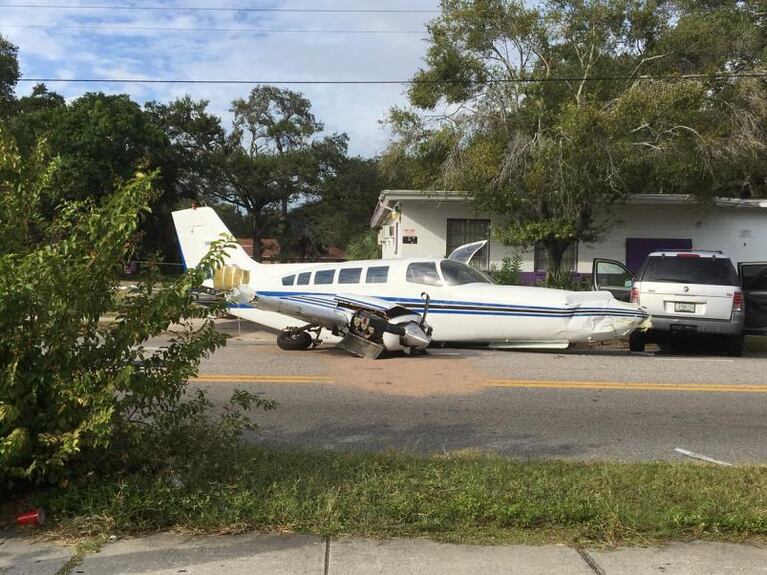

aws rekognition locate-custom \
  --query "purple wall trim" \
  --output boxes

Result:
[517,271,588,286]
[625,237,692,273]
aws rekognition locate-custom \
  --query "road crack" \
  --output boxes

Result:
[577,549,606,575]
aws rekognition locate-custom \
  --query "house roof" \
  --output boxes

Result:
[369,190,767,228]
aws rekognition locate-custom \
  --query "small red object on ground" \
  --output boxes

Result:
[16,508,45,526]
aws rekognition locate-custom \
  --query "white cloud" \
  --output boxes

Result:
[2,0,438,156]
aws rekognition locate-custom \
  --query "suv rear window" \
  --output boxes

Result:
[640,256,739,286]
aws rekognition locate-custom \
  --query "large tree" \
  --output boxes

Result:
[227,86,348,261]
[0,35,19,118]
[384,0,767,279]
[11,92,180,259]
[289,157,385,260]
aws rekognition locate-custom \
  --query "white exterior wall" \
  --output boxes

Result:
[379,200,536,270]
[378,199,767,272]
[578,203,767,272]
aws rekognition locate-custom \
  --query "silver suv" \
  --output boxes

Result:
[593,251,767,356]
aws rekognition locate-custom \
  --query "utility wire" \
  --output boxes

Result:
[16,73,767,85]
[1,24,426,34]
[0,3,440,13]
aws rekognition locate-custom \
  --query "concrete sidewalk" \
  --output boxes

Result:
[2,532,766,575]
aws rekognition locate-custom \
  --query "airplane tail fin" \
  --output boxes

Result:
[171,206,259,274]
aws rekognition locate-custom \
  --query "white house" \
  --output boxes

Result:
[369,190,767,282]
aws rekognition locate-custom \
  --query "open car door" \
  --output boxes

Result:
[592,258,634,302]
[739,262,767,336]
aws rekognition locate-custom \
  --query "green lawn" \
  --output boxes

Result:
[27,447,767,547]
[746,335,767,354]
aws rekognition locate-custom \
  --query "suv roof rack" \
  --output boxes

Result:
[670,249,723,254]
[650,249,724,255]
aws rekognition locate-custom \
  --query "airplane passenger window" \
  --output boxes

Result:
[282,275,295,286]
[366,266,389,284]
[297,272,311,285]
[338,268,362,284]
[440,260,492,286]
[406,262,443,286]
[314,270,335,285]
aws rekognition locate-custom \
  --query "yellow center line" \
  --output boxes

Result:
[487,379,767,394]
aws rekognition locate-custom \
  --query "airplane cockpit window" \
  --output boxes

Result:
[440,260,492,286]
[282,275,295,286]
[406,262,443,286]
[339,268,362,284]
[366,266,389,284]
[297,272,311,285]
[314,270,335,285]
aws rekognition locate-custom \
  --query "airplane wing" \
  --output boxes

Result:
[334,293,416,319]
[252,292,350,331]
[220,278,432,358]
[448,240,487,265]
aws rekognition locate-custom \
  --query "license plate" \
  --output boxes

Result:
[674,302,696,313]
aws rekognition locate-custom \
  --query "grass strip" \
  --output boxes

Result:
[746,336,767,353]
[22,447,767,546]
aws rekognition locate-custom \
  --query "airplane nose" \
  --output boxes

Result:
[402,322,431,349]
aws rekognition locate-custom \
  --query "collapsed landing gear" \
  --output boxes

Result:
[276,325,322,351]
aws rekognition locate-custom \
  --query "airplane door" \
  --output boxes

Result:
[592,258,634,302]
[739,262,767,335]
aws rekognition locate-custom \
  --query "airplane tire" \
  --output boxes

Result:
[277,331,313,351]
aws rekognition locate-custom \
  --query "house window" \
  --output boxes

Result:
[446,219,490,270]
[534,242,578,273]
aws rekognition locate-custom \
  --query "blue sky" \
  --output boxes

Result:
[1,0,439,156]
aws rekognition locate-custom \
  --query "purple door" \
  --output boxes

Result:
[625,238,692,273]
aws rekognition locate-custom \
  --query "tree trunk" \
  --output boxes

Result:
[544,238,570,285]
[251,217,262,263]
[278,197,289,263]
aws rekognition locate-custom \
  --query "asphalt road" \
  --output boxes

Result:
[172,321,767,464]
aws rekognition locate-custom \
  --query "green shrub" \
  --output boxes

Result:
[347,229,381,260]
[489,253,522,285]
[0,131,269,490]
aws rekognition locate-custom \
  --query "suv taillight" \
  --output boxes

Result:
[732,291,744,312]
[630,286,640,305]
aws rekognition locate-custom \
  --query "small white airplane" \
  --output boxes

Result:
[172,207,649,358]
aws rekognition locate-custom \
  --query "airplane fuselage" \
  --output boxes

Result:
[214,257,647,349]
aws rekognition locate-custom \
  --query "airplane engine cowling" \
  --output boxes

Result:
[401,322,431,349]
[382,314,432,353]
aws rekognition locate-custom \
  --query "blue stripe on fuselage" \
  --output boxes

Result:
[227,290,647,319]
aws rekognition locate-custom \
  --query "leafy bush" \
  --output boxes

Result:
[0,131,268,490]
[347,229,381,260]
[539,269,590,291]
[489,253,522,285]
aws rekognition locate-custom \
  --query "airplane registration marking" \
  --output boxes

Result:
[488,379,767,394]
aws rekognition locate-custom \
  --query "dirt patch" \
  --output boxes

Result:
[313,348,492,397]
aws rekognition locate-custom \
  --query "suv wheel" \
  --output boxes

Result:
[724,335,744,357]
[629,331,646,353]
